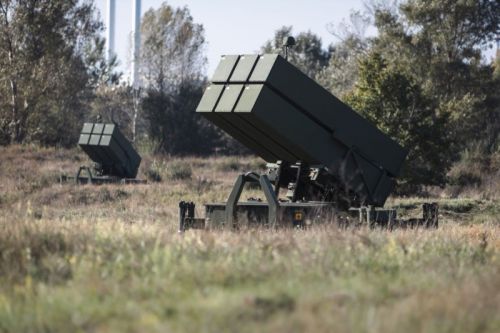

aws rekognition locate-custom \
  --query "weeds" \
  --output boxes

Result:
[145,159,165,182]
[0,145,499,333]
[167,161,192,180]
[0,219,498,333]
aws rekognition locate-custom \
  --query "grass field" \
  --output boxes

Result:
[0,145,499,333]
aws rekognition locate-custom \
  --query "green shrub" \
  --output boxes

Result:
[190,177,216,194]
[217,157,243,172]
[145,159,165,182]
[167,161,192,180]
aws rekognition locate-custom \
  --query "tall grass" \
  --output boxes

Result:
[0,219,498,333]
[0,145,499,333]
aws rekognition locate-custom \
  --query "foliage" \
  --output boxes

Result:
[145,159,165,182]
[324,0,500,187]
[317,35,367,97]
[139,2,229,155]
[142,81,220,155]
[0,0,115,146]
[447,144,500,197]
[318,10,371,97]
[262,6,499,188]
[345,53,451,187]
[371,0,500,155]
[0,0,497,187]
[140,2,206,91]
[166,160,192,180]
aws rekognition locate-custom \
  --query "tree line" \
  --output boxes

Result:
[0,0,498,188]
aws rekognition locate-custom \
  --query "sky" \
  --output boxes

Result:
[94,0,369,77]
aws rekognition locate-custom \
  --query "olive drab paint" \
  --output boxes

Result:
[196,54,408,207]
[78,123,141,179]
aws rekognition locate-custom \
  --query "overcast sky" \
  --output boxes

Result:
[95,0,370,77]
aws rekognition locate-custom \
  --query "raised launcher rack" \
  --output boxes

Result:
[180,54,438,230]
[61,123,145,184]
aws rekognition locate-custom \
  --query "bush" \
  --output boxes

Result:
[167,161,192,180]
[145,159,165,182]
[344,53,452,187]
[217,157,243,172]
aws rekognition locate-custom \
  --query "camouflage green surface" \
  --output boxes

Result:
[78,123,141,178]
[196,54,407,206]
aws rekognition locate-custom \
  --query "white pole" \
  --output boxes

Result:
[105,0,116,62]
[131,0,142,141]
[131,0,141,88]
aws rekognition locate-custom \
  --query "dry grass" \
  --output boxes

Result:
[0,145,499,333]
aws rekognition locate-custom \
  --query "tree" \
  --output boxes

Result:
[370,0,500,155]
[317,35,367,97]
[143,81,222,155]
[318,10,372,97]
[344,53,451,187]
[140,3,206,91]
[139,2,223,155]
[261,26,332,80]
[0,0,111,146]
[487,49,500,151]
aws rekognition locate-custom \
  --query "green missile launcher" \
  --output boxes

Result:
[181,53,438,230]
[62,123,144,184]
[197,54,406,207]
